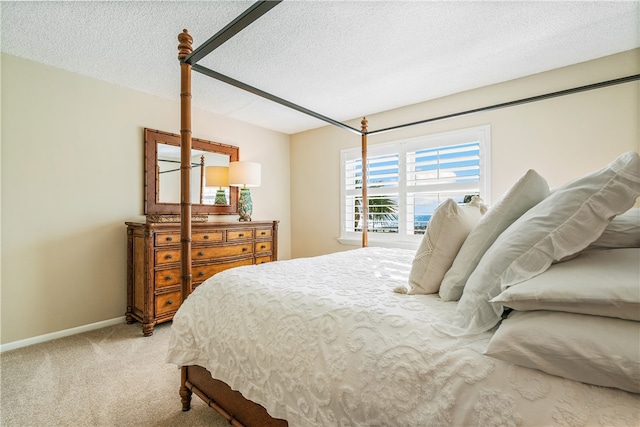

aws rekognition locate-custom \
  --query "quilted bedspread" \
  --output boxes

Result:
[166,247,640,426]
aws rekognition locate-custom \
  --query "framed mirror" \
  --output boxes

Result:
[144,128,239,216]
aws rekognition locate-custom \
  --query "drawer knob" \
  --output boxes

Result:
[166,254,173,259]
[198,251,204,256]
[199,271,205,276]
[239,233,245,237]
[166,275,173,280]
[261,231,266,235]
[166,237,173,242]
[261,245,267,249]
[242,247,248,252]
[204,235,209,240]
[166,300,173,305]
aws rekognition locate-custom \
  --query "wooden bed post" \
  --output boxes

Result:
[178,29,193,304]
[199,155,205,204]
[178,29,194,412]
[361,117,368,247]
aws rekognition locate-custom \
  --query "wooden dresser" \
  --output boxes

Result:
[126,220,278,336]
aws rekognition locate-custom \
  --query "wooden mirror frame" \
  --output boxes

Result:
[144,128,239,216]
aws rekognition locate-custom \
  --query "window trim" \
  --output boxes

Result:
[338,125,491,249]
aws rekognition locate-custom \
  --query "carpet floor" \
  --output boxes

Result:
[0,322,229,427]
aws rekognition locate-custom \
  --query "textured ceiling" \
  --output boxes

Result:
[2,1,639,134]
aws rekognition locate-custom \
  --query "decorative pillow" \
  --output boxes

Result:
[450,151,640,334]
[589,207,640,249]
[491,248,640,321]
[439,170,549,301]
[406,197,486,294]
[484,310,640,393]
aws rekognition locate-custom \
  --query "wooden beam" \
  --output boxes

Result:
[361,117,368,247]
[178,29,193,302]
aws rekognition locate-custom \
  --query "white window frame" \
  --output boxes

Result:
[338,125,491,249]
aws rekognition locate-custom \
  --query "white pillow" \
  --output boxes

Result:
[439,170,549,301]
[450,151,640,334]
[485,310,640,393]
[491,248,640,321]
[589,207,640,249]
[407,197,486,294]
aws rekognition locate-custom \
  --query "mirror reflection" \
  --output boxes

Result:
[157,144,230,205]
[144,128,239,216]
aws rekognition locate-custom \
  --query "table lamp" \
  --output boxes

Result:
[205,165,229,205]
[229,161,261,221]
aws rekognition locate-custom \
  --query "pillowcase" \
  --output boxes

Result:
[406,197,486,294]
[490,248,640,321]
[484,310,640,393]
[449,151,640,335]
[439,170,549,301]
[589,207,640,249]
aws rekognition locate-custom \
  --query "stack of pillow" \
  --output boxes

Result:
[404,196,488,295]
[406,151,640,393]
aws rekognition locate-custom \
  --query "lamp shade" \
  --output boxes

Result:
[205,166,229,187]
[229,161,261,187]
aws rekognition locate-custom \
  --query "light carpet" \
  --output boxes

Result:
[0,322,229,427]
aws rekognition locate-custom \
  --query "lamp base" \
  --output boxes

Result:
[237,188,253,221]
[214,189,227,205]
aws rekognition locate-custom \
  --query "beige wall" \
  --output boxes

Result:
[1,54,291,345]
[291,49,640,258]
[1,49,638,345]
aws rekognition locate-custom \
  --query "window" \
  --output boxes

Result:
[339,125,491,248]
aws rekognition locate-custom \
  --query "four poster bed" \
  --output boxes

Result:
[166,2,640,426]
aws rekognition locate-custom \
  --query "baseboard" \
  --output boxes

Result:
[0,316,127,353]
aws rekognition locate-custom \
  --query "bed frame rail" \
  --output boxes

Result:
[181,366,287,426]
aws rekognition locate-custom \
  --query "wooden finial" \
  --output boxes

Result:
[361,117,368,133]
[178,29,193,59]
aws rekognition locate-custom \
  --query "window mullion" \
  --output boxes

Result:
[398,142,408,238]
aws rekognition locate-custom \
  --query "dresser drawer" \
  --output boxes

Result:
[193,230,224,244]
[255,241,272,253]
[256,228,272,239]
[227,229,254,240]
[156,248,181,265]
[192,243,253,260]
[155,267,181,288]
[193,258,254,283]
[255,255,272,265]
[155,230,224,247]
[156,291,180,315]
[155,232,180,246]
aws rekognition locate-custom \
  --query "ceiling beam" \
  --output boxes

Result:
[183,1,638,138]
[183,1,282,65]
[367,74,640,136]
[192,64,363,135]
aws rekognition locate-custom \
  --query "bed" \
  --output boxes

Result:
[167,245,640,426]
[166,2,640,425]
[167,151,640,426]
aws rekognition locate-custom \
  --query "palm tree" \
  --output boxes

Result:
[354,180,398,232]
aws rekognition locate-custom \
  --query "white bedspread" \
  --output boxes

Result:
[166,247,640,426]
